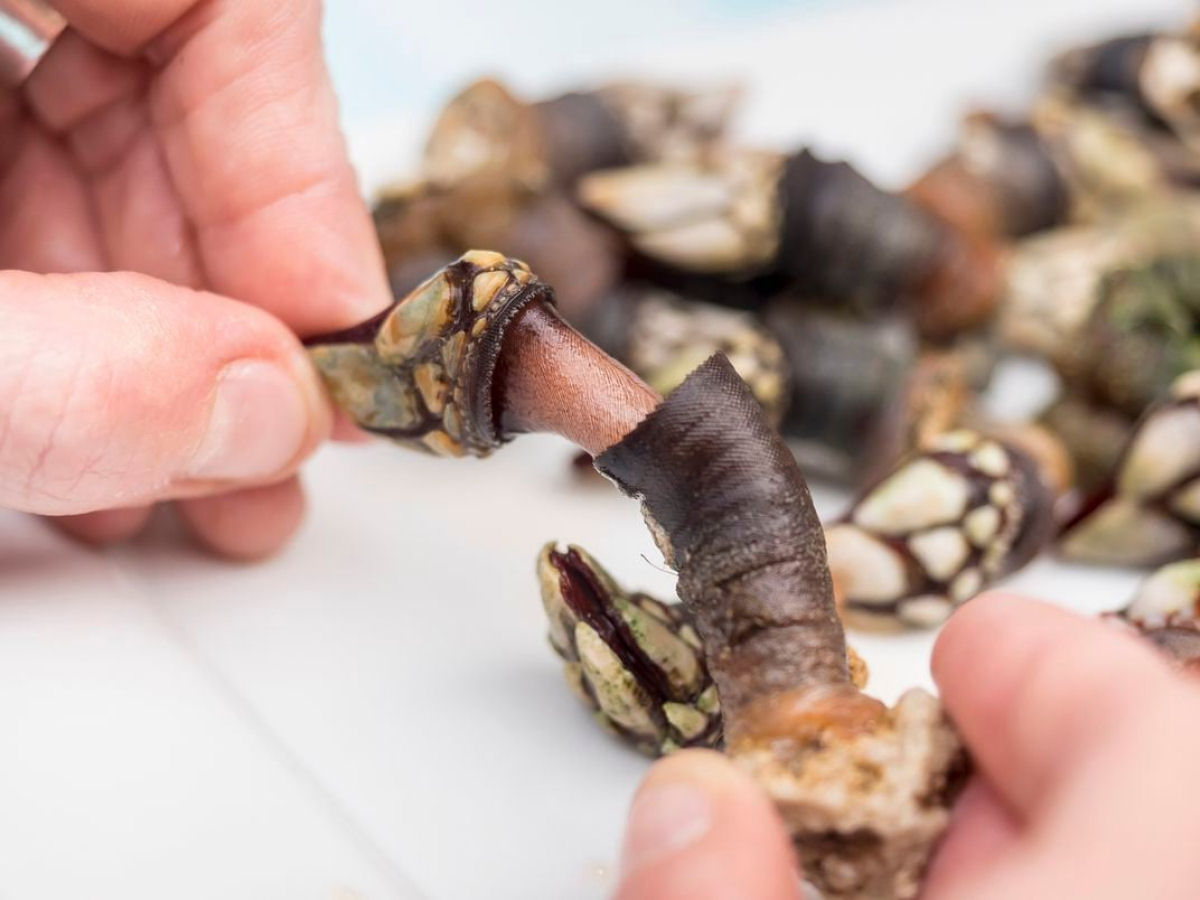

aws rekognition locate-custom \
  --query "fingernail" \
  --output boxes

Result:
[620,781,713,876]
[186,360,312,482]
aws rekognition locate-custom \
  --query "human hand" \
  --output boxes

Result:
[0,0,390,557]
[614,592,1200,899]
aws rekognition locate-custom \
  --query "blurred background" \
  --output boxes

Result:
[0,1,1194,899]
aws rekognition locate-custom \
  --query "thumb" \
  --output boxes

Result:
[0,270,330,515]
[616,750,804,900]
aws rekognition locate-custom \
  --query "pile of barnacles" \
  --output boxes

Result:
[307,19,1200,900]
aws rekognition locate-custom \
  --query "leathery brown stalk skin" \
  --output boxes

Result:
[536,542,869,758]
[826,430,1059,631]
[595,357,965,900]
[1060,371,1200,567]
[1106,558,1200,672]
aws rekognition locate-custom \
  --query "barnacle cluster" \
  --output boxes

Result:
[305,16,1200,900]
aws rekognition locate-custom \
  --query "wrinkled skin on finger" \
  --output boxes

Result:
[0,0,391,555]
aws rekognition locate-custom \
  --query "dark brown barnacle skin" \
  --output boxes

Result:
[827,430,1057,631]
[304,251,550,457]
[1061,372,1200,567]
[596,357,963,899]
[777,150,1002,340]
[596,356,849,717]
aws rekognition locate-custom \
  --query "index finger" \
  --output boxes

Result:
[931,593,1196,817]
[49,0,391,335]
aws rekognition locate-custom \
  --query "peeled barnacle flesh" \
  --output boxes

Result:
[829,430,1056,630]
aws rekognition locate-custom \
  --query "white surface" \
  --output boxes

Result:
[0,1,1189,898]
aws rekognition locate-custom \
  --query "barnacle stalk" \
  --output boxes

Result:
[595,358,964,899]
[305,251,657,457]
[826,430,1058,630]
[1061,371,1200,567]
[1049,26,1200,154]
[763,304,976,485]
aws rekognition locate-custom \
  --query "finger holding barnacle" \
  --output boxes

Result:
[422,78,738,190]
[826,430,1059,631]
[1060,371,1200,567]
[1107,558,1200,672]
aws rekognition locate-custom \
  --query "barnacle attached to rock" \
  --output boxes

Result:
[1061,371,1200,566]
[827,430,1058,630]
[1072,253,1200,418]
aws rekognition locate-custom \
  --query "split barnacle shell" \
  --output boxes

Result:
[536,543,721,756]
[829,430,1056,630]
[305,251,551,458]
[1061,371,1200,567]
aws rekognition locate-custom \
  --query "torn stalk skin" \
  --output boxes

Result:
[596,357,963,900]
